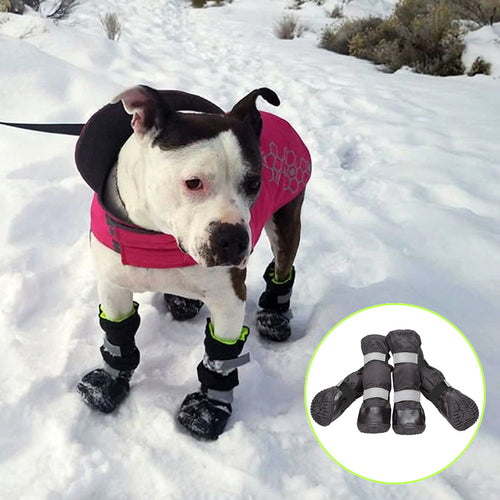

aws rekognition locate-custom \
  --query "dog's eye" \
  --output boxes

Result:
[185,178,203,190]
[244,176,261,195]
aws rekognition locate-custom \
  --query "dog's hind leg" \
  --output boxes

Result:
[76,282,140,413]
[257,190,305,341]
[163,293,204,321]
[177,268,250,440]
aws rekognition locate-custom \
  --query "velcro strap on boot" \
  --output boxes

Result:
[394,389,421,403]
[393,352,418,364]
[205,388,234,404]
[258,261,295,313]
[99,302,141,372]
[337,381,357,405]
[198,363,239,391]
[101,345,140,372]
[103,362,134,380]
[428,379,451,406]
[198,319,250,392]
[102,337,138,357]
[202,352,251,376]
[363,387,389,400]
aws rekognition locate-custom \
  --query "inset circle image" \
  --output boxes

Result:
[304,304,485,484]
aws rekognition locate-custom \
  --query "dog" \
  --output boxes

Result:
[74,85,311,440]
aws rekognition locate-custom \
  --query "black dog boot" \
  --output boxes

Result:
[164,293,203,321]
[419,350,479,431]
[310,367,363,426]
[256,261,295,342]
[386,330,426,435]
[76,303,141,413]
[177,319,250,440]
[357,335,392,433]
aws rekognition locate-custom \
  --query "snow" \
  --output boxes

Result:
[0,0,499,498]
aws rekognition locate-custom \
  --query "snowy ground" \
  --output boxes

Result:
[0,0,499,498]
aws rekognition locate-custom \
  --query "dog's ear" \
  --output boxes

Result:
[230,88,280,138]
[111,85,175,136]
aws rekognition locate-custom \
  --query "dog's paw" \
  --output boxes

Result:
[76,369,130,413]
[256,310,291,342]
[164,294,204,321]
[176,392,232,440]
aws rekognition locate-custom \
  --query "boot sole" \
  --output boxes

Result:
[310,387,337,426]
[444,390,479,431]
[393,424,426,435]
[357,422,390,434]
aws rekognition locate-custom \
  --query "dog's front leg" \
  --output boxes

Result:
[76,281,140,413]
[177,268,250,440]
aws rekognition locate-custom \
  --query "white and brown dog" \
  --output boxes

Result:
[75,86,311,439]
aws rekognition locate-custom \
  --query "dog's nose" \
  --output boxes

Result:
[210,222,250,266]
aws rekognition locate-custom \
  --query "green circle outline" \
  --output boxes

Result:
[303,302,486,485]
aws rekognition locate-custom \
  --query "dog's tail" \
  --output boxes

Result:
[0,122,84,136]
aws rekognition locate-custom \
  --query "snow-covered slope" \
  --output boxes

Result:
[0,1,499,498]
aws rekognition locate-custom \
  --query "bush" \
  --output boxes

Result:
[288,0,306,9]
[44,0,80,20]
[0,0,11,13]
[467,56,492,75]
[191,0,232,7]
[328,6,344,19]
[445,0,500,26]
[274,13,305,39]
[100,12,122,41]
[320,16,383,55]
[320,0,466,76]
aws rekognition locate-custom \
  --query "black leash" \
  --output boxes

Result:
[0,121,84,136]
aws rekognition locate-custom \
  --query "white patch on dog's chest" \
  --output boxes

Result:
[91,234,233,300]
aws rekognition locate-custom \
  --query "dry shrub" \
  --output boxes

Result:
[274,13,305,39]
[320,0,466,76]
[191,0,232,7]
[328,5,344,19]
[0,0,11,13]
[320,16,383,54]
[43,0,80,20]
[467,56,492,75]
[445,0,500,26]
[100,12,122,41]
[289,0,306,9]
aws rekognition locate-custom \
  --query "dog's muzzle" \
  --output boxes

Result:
[207,222,250,267]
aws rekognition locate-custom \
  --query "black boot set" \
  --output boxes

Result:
[77,305,250,440]
[311,329,479,434]
[77,260,296,438]
[177,318,250,440]
[256,261,296,342]
[76,302,141,413]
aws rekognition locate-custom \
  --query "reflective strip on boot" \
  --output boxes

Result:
[102,337,122,357]
[393,352,418,364]
[276,291,292,304]
[202,352,251,376]
[363,387,389,401]
[206,388,234,405]
[394,389,421,403]
[363,352,387,364]
[103,362,133,380]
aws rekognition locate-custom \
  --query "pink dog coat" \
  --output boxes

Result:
[90,111,311,268]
